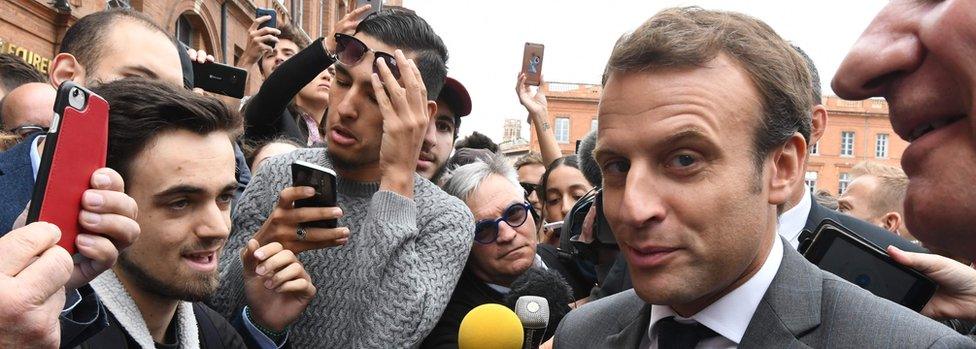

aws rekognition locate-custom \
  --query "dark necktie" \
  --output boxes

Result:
[657,316,719,349]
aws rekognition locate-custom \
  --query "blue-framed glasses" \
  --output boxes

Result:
[474,202,532,244]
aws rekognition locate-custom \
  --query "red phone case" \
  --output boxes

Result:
[27,85,109,255]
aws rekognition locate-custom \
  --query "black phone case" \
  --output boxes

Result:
[292,162,338,229]
[192,61,247,99]
[256,8,277,48]
[804,219,937,312]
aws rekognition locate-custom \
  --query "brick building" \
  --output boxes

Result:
[520,82,906,196]
[1,0,400,93]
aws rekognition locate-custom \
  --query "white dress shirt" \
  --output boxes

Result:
[777,185,812,250]
[643,235,784,349]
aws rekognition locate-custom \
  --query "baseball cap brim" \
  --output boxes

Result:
[439,77,472,117]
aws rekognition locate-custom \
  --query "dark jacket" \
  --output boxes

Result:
[801,193,926,253]
[242,38,335,145]
[75,303,280,349]
[0,132,40,233]
[537,244,595,300]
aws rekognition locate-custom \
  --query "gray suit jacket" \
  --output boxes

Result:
[555,242,975,348]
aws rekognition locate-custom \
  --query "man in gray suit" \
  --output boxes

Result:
[554,7,973,348]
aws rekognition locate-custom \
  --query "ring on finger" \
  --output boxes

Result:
[297,227,307,241]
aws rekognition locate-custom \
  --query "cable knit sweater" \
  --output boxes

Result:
[209,148,474,348]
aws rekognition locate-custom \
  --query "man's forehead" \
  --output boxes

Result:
[101,23,182,85]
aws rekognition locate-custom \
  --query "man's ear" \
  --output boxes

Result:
[768,132,807,206]
[810,105,828,145]
[426,100,438,120]
[882,211,903,234]
[49,53,85,88]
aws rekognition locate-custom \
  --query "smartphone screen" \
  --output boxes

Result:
[522,43,545,86]
[292,161,338,229]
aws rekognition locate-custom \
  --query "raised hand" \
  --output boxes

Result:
[889,246,976,321]
[253,186,349,253]
[239,15,281,68]
[324,5,373,55]
[372,50,430,198]
[243,239,316,332]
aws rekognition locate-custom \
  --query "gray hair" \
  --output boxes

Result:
[441,153,523,202]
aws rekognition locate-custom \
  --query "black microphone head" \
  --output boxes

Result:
[577,130,601,186]
[504,267,573,319]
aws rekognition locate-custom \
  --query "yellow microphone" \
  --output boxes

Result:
[458,303,524,349]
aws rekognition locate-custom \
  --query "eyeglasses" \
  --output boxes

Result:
[9,125,47,137]
[520,182,538,197]
[333,33,400,80]
[474,202,532,244]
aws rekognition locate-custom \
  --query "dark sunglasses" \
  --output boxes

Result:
[474,202,533,244]
[333,33,400,80]
[520,182,539,197]
[9,125,48,137]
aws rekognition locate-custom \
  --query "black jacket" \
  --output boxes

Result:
[242,38,335,145]
[75,303,282,349]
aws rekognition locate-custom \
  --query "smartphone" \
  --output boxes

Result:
[256,8,277,48]
[354,0,382,19]
[27,82,109,255]
[803,219,937,312]
[521,42,545,86]
[192,61,248,99]
[291,160,338,229]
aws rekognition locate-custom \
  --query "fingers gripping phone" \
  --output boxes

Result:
[521,42,545,86]
[192,61,248,99]
[354,0,382,19]
[256,8,277,48]
[291,161,338,229]
[27,82,109,255]
[803,219,937,312]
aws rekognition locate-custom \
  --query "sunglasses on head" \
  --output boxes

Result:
[333,33,400,80]
[473,202,533,245]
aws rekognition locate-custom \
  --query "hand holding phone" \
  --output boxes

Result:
[353,0,382,19]
[256,8,278,48]
[27,82,109,255]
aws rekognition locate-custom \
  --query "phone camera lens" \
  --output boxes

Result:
[71,89,79,97]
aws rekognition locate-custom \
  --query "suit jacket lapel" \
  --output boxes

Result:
[740,243,820,349]
[605,294,651,348]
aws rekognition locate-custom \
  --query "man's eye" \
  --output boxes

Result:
[603,160,630,175]
[668,153,699,168]
[169,200,190,210]
[217,193,234,203]
[436,121,454,133]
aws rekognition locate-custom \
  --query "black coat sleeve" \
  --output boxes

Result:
[60,285,109,348]
[242,38,335,144]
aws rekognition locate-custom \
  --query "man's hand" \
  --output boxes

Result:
[243,239,316,332]
[323,5,372,55]
[253,187,349,253]
[516,72,548,124]
[0,223,73,348]
[238,16,280,69]
[889,246,976,321]
[373,51,429,198]
[187,48,216,95]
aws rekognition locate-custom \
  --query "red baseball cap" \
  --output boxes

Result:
[439,77,472,117]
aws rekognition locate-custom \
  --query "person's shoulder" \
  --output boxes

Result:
[561,288,643,331]
[818,272,971,346]
[413,175,472,221]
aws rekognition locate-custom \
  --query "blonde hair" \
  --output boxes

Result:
[851,161,908,216]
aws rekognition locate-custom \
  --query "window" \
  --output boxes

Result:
[805,171,818,190]
[175,15,193,48]
[840,131,855,157]
[590,118,598,132]
[839,172,851,195]
[555,117,570,143]
[809,141,819,155]
[876,133,889,158]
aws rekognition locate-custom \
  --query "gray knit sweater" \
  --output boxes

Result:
[208,148,474,348]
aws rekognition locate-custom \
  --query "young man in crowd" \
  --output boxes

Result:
[833,0,976,326]
[211,7,475,348]
[425,76,472,183]
[555,7,970,347]
[77,77,313,348]
[838,161,912,239]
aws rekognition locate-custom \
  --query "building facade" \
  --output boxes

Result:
[524,82,906,196]
[1,0,400,93]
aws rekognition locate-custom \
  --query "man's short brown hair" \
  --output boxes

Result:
[277,23,310,50]
[851,161,908,217]
[514,152,544,170]
[604,7,813,170]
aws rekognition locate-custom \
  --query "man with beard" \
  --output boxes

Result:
[78,78,314,348]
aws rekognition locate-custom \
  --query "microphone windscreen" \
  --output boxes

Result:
[577,130,601,186]
[505,267,574,319]
[458,304,524,349]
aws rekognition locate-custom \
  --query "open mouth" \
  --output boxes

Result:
[907,115,965,142]
[182,250,218,271]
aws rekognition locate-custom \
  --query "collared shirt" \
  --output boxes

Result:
[778,185,812,250]
[643,235,784,349]
[30,134,45,180]
[486,254,548,295]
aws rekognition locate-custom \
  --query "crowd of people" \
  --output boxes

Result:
[2,0,976,348]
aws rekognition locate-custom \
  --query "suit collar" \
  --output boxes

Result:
[606,298,651,348]
[0,133,39,176]
[740,243,820,348]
